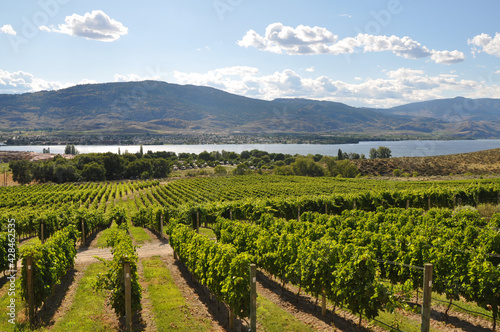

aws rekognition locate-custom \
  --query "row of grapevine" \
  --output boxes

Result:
[93,225,142,317]
[20,225,80,311]
[213,207,500,328]
[167,223,252,319]
[160,182,500,227]
[212,216,394,322]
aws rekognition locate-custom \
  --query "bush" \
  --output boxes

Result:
[213,165,227,175]
[325,158,358,178]
[393,169,402,177]
[291,157,324,177]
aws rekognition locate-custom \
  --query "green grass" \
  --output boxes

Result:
[257,294,315,332]
[18,237,41,250]
[51,262,116,332]
[198,227,216,239]
[142,256,212,331]
[129,225,152,244]
[95,222,118,247]
[430,291,493,322]
[373,309,441,332]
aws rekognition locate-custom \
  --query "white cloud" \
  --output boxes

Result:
[114,73,161,82]
[0,69,71,93]
[39,10,128,42]
[339,14,352,18]
[468,33,500,57]
[238,22,337,55]
[306,66,315,72]
[0,24,16,36]
[430,50,466,64]
[173,66,489,108]
[238,23,465,64]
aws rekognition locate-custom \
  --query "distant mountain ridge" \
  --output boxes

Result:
[0,81,499,138]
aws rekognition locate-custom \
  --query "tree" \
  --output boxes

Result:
[370,146,392,159]
[54,164,79,183]
[102,153,125,180]
[9,160,32,184]
[32,160,55,182]
[81,162,106,181]
[325,158,359,178]
[152,158,170,178]
[64,144,79,155]
[338,149,343,161]
[198,151,213,162]
[213,165,227,175]
[291,157,324,177]
[233,164,248,176]
[377,146,392,159]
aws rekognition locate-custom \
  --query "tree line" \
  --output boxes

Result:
[9,151,172,184]
[9,146,392,184]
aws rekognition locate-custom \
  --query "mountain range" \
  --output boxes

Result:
[0,81,499,138]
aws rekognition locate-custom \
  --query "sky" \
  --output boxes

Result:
[0,0,500,108]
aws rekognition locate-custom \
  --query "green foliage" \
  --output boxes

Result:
[64,144,79,155]
[233,163,249,176]
[9,160,32,184]
[81,162,106,181]
[325,159,359,178]
[274,165,294,176]
[0,230,18,272]
[370,146,392,159]
[93,228,142,317]
[168,224,252,318]
[213,165,227,175]
[20,225,80,310]
[291,157,324,177]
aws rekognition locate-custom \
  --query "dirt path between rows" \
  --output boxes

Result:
[75,234,173,265]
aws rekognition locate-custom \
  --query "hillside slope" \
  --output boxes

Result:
[0,81,498,137]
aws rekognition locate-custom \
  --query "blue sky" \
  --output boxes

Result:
[1,0,499,107]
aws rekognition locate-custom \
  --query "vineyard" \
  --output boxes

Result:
[0,174,498,331]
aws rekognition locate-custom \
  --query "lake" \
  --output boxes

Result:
[1,139,500,158]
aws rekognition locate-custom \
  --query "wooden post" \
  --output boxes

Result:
[453,195,456,209]
[353,200,356,209]
[229,209,233,220]
[297,206,301,221]
[27,256,34,325]
[428,197,431,210]
[124,261,132,332]
[229,308,235,331]
[421,263,433,332]
[321,290,326,317]
[173,250,178,260]
[40,221,44,244]
[325,203,328,215]
[250,264,257,332]
[81,219,85,246]
[160,214,164,239]
[196,211,200,234]
[406,199,410,209]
